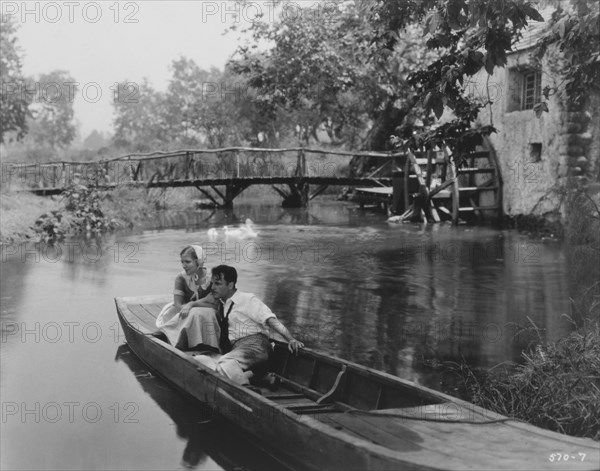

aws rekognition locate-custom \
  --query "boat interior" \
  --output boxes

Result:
[262,342,446,414]
[121,298,502,453]
[124,298,447,409]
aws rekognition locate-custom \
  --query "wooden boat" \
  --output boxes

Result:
[115,295,600,471]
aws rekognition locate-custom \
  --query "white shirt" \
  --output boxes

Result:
[222,290,276,342]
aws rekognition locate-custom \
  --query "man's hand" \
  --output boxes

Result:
[288,338,304,354]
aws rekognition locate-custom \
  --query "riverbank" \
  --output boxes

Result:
[0,191,61,244]
[0,184,307,245]
[450,318,600,441]
[0,186,166,245]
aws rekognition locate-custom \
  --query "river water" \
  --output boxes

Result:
[0,197,578,470]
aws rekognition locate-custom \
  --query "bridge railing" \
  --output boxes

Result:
[1,147,405,191]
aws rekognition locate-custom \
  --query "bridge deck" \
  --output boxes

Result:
[27,176,392,196]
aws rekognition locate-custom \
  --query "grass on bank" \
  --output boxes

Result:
[0,184,189,245]
[451,317,600,441]
[0,190,61,244]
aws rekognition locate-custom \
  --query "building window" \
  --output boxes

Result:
[529,143,542,163]
[522,71,541,110]
[507,67,542,112]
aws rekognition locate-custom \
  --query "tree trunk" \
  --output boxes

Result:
[348,102,408,177]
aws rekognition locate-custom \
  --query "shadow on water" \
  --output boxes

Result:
[114,344,290,471]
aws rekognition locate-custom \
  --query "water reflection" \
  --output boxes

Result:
[255,220,574,391]
[0,255,31,324]
[114,344,288,471]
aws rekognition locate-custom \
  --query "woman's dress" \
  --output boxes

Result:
[155,269,220,349]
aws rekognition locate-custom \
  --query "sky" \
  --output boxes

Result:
[6,0,272,138]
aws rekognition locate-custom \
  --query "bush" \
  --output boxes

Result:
[33,176,118,242]
[33,210,74,243]
[64,184,114,231]
[454,320,600,440]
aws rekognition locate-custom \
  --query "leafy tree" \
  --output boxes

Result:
[112,79,167,151]
[0,16,31,143]
[194,88,244,148]
[367,0,544,153]
[228,0,379,146]
[27,70,78,149]
[535,0,600,108]
[228,1,438,150]
[163,58,246,148]
[112,61,251,151]
[82,129,109,151]
[162,57,214,145]
[229,0,545,155]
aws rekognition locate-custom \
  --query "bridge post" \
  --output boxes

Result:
[295,149,307,177]
[392,170,404,214]
[300,182,308,207]
[224,185,235,209]
[281,182,309,208]
[223,182,251,208]
[280,148,309,207]
[185,151,191,180]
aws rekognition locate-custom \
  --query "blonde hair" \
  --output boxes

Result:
[180,245,203,262]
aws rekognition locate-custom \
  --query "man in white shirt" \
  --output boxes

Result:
[209,265,303,386]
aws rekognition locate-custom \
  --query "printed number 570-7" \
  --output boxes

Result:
[549,453,586,462]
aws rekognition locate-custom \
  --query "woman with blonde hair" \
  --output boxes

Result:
[155,245,220,351]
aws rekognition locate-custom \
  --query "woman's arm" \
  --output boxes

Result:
[173,274,187,310]
[266,318,304,353]
[173,293,185,310]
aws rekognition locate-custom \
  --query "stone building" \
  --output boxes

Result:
[467,7,599,224]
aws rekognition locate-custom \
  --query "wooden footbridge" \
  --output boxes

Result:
[3,145,501,224]
[4,147,394,207]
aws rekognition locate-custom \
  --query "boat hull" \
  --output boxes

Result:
[115,296,600,471]
[116,299,411,470]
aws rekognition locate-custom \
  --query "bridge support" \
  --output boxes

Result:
[272,182,309,208]
[224,182,251,208]
[194,183,251,208]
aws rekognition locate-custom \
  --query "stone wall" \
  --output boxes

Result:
[470,46,599,224]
